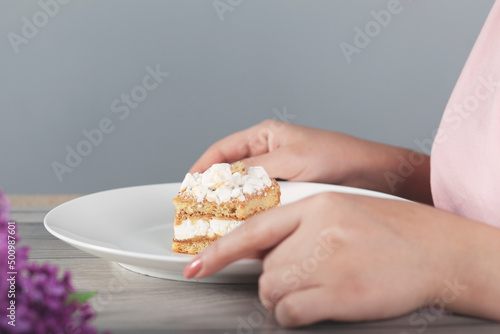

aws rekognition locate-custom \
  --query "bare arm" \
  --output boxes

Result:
[185,193,500,326]
[190,120,432,204]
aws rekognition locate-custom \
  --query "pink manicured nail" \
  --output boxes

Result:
[184,257,202,279]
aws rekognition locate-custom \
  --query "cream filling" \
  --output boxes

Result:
[174,218,244,240]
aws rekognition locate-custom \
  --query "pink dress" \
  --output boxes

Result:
[431,0,500,227]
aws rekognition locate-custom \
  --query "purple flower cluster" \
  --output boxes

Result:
[14,263,98,334]
[0,190,103,334]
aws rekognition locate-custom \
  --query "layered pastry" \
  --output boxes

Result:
[172,161,281,254]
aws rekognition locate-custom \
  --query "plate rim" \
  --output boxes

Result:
[44,182,261,265]
[43,181,407,266]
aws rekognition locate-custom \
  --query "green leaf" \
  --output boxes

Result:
[67,291,98,304]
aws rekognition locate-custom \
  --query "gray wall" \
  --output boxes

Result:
[0,0,495,194]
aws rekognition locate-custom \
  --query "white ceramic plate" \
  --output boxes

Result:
[44,182,404,283]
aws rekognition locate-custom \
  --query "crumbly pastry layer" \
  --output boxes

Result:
[172,238,217,255]
[173,180,280,220]
[172,162,280,254]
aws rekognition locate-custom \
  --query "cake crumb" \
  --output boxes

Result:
[231,161,248,175]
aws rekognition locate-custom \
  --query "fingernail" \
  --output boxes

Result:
[184,257,202,279]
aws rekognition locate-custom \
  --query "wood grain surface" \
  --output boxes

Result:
[9,198,500,334]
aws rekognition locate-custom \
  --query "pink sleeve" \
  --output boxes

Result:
[431,0,500,227]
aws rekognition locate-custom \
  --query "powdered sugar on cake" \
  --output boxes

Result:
[179,163,273,204]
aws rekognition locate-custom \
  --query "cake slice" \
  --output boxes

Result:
[172,161,281,254]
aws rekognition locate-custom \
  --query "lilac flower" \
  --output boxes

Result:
[13,262,99,334]
[0,190,106,334]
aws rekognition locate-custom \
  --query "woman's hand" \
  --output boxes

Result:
[184,193,500,327]
[190,120,432,203]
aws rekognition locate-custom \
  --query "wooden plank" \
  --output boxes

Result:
[10,210,55,223]
[8,199,500,333]
[7,194,83,207]
[36,256,497,333]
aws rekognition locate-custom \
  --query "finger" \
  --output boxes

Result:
[240,147,304,181]
[261,223,317,274]
[189,124,274,174]
[274,287,337,328]
[183,201,303,279]
[258,263,319,312]
[189,132,250,173]
[242,249,269,260]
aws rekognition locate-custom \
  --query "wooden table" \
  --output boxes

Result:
[9,195,500,334]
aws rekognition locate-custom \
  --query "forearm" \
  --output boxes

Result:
[378,145,432,204]
[340,138,432,204]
